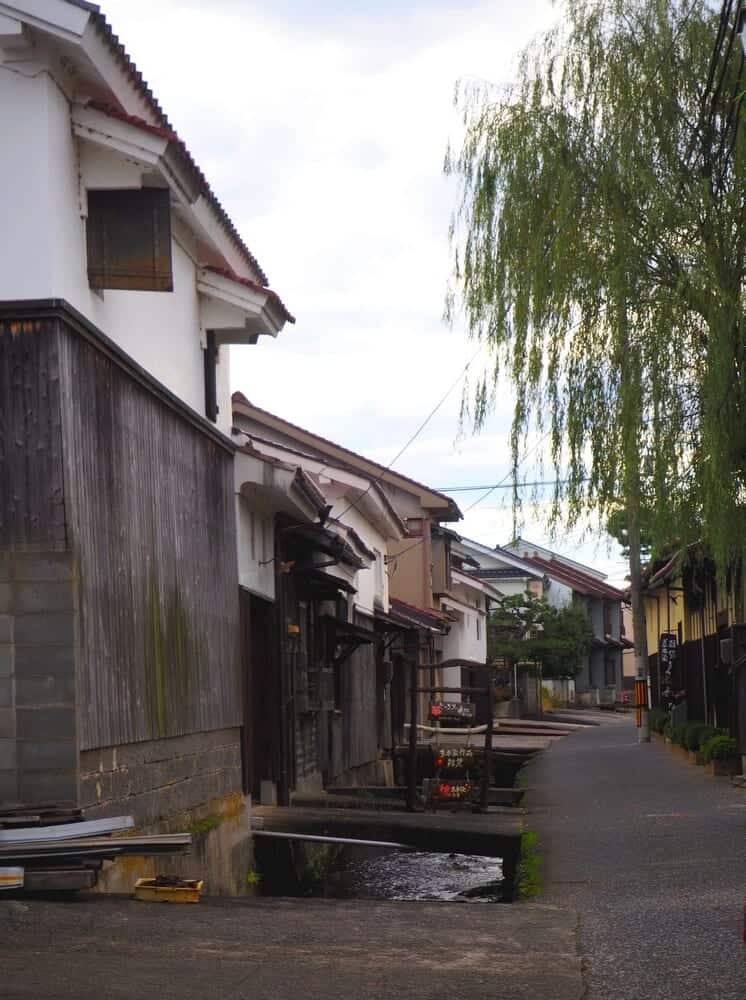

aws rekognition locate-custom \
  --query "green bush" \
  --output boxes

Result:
[702,733,738,763]
[649,708,669,734]
[684,723,717,752]
[669,724,687,747]
[663,720,672,740]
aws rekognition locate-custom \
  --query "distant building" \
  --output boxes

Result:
[505,539,629,705]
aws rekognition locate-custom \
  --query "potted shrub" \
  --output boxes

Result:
[669,724,688,756]
[649,709,669,741]
[684,723,715,765]
[702,734,742,776]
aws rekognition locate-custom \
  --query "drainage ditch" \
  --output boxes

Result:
[255,839,509,903]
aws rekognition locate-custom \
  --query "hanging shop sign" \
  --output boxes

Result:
[659,632,677,669]
[433,746,477,773]
[429,701,476,722]
[430,780,474,802]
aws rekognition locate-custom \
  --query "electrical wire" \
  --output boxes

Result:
[333,347,482,524]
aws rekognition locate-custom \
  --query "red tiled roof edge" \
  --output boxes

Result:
[201,266,295,324]
[389,597,456,624]
[524,554,625,600]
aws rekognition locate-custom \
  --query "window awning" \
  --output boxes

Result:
[295,567,356,601]
[321,614,376,668]
[373,609,411,633]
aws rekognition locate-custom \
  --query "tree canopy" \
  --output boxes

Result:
[447,0,746,581]
[488,593,593,678]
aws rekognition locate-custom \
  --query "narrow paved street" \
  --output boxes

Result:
[0,893,583,1000]
[528,714,746,999]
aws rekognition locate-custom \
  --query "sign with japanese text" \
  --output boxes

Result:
[430,780,474,802]
[433,747,477,772]
[429,701,476,722]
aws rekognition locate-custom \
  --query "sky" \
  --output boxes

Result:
[101,0,628,585]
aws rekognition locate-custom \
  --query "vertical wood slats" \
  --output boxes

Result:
[0,318,66,549]
[57,323,240,750]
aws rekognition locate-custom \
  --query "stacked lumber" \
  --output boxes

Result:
[0,804,191,893]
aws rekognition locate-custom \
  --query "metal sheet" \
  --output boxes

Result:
[0,815,134,844]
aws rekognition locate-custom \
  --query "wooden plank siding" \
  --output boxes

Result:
[54,316,241,751]
[0,317,66,549]
[341,610,379,774]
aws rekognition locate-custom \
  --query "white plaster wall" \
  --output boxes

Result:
[495,579,533,599]
[440,583,487,665]
[0,67,57,298]
[236,496,275,600]
[0,64,234,433]
[332,503,389,614]
[543,577,573,609]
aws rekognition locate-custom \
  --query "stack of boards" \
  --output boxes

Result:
[0,805,190,892]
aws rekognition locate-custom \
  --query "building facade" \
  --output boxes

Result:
[506,539,628,705]
[0,0,292,892]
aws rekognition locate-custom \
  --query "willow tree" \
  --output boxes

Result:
[447,0,746,733]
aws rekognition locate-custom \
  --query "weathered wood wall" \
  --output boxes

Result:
[339,611,378,774]
[0,317,66,549]
[55,317,241,751]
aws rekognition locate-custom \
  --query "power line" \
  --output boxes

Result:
[461,430,553,514]
[436,477,590,492]
[334,347,482,523]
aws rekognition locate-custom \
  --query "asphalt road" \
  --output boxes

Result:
[0,893,582,999]
[527,713,746,1000]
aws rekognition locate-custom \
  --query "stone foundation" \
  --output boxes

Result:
[80,729,253,896]
[0,552,77,807]
[80,728,242,823]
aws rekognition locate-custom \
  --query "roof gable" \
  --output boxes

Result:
[7,0,283,296]
[232,393,462,522]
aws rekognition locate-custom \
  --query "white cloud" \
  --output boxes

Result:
[101,0,626,583]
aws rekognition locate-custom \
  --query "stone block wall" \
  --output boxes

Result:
[79,728,243,824]
[0,552,77,806]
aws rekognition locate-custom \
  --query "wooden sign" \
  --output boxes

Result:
[659,632,677,667]
[430,780,474,802]
[429,701,476,722]
[433,747,477,772]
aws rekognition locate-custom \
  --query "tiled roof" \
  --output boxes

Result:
[69,4,271,286]
[201,266,295,324]
[523,554,625,601]
[389,598,455,632]
[231,394,462,520]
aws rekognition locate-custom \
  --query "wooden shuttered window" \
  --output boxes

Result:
[86,188,173,292]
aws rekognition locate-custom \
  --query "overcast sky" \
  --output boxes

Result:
[102,0,628,584]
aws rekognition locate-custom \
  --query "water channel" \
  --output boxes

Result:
[257,841,506,903]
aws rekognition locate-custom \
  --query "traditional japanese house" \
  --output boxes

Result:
[234,432,407,801]
[641,546,745,750]
[506,539,628,705]
[433,532,505,701]
[0,0,292,892]
[231,396,465,777]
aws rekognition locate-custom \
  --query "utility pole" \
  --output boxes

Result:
[618,284,650,743]
[627,491,650,742]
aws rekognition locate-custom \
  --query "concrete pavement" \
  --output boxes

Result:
[527,713,746,1000]
[0,894,584,999]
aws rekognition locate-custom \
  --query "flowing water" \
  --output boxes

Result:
[319,846,505,902]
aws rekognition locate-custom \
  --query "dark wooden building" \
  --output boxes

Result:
[0,301,244,833]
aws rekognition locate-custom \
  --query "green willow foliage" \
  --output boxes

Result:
[447,0,746,579]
